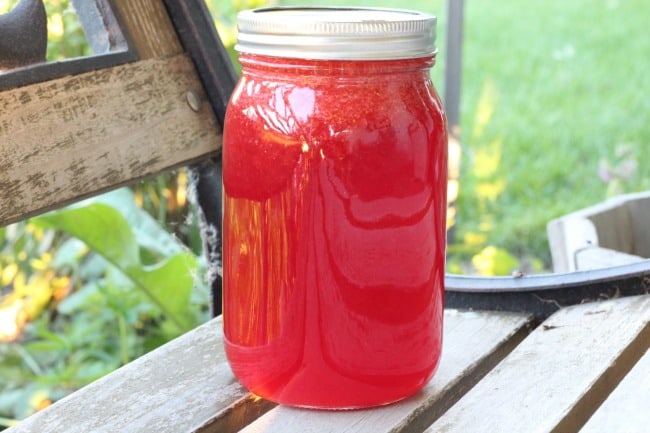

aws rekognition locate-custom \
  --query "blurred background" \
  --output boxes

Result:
[1,0,649,427]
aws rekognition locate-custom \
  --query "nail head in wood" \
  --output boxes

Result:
[186,90,202,112]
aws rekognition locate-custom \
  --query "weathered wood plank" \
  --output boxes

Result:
[5,317,274,433]
[428,295,650,433]
[625,193,650,257]
[111,0,183,59]
[548,192,650,272]
[547,216,599,272]
[579,347,650,433]
[588,203,634,254]
[0,54,220,227]
[575,246,645,271]
[238,309,533,433]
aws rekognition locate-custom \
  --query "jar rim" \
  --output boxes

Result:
[236,7,437,61]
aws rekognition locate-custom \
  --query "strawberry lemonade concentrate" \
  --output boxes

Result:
[222,7,447,409]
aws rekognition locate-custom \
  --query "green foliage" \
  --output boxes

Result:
[1,0,242,425]
[131,171,204,257]
[0,0,17,13]
[34,190,202,333]
[598,144,639,198]
[452,0,650,268]
[279,0,650,274]
[0,190,208,425]
[44,0,92,60]
[0,0,233,424]
[205,0,272,70]
[471,246,519,277]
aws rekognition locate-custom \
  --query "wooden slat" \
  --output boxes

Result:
[0,54,220,227]
[623,193,650,257]
[547,216,599,273]
[548,192,650,272]
[238,309,532,433]
[588,204,635,254]
[575,246,645,270]
[5,317,275,433]
[579,346,650,433]
[111,0,183,59]
[428,295,650,433]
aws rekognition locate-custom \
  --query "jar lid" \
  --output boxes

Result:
[235,7,437,60]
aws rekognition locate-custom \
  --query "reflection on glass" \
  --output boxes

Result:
[223,56,447,408]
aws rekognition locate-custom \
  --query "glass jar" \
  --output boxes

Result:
[222,7,447,409]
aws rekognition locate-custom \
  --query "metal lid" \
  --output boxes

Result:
[236,7,437,60]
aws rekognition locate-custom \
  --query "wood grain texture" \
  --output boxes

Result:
[5,317,273,433]
[625,194,650,257]
[579,347,650,433]
[0,54,221,226]
[428,295,650,433]
[547,216,599,272]
[239,310,533,433]
[111,0,183,59]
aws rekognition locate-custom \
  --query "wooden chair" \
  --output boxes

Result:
[2,1,650,432]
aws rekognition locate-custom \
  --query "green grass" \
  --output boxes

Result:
[278,0,650,272]
[458,0,650,268]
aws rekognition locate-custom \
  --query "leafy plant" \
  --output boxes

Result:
[0,189,209,426]
[44,0,92,60]
[205,0,274,70]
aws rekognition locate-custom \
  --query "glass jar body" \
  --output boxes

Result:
[222,54,447,409]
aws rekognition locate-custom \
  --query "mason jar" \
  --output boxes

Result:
[222,7,448,409]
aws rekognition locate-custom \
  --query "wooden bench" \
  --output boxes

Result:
[4,294,649,432]
[3,1,650,432]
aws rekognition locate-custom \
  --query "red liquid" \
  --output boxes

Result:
[223,55,447,408]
